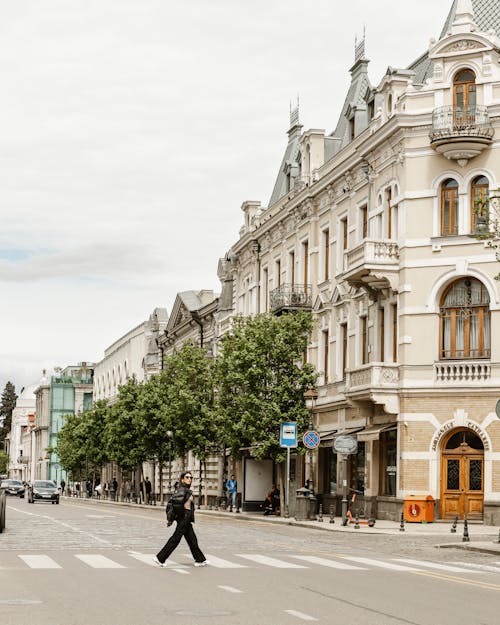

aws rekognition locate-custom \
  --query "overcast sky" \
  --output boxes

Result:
[0,0,453,394]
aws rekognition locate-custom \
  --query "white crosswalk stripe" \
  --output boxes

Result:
[340,556,419,571]
[235,554,307,568]
[291,555,366,570]
[75,554,125,569]
[128,552,185,568]
[19,555,61,569]
[393,558,480,573]
[204,554,247,568]
[450,561,500,574]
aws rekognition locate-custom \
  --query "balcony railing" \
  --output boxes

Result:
[345,239,399,274]
[346,364,400,391]
[269,284,312,313]
[430,105,493,139]
[434,361,491,383]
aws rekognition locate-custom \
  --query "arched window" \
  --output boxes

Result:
[441,179,459,236]
[440,278,490,360]
[470,175,489,233]
[454,69,476,122]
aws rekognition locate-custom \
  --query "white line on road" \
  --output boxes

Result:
[127,552,186,568]
[291,555,367,570]
[204,555,247,568]
[393,558,481,573]
[19,555,61,569]
[218,585,243,594]
[451,561,500,573]
[235,554,307,568]
[284,609,318,621]
[75,554,125,569]
[340,556,418,571]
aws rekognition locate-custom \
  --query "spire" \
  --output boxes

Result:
[288,96,302,139]
[451,0,477,34]
[354,26,366,63]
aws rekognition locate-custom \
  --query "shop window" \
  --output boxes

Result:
[380,430,397,496]
[349,442,366,493]
[323,449,338,494]
[439,278,490,360]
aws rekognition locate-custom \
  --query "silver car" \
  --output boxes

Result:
[28,480,60,504]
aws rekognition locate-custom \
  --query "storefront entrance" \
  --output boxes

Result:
[440,428,484,520]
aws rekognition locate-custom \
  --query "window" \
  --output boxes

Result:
[341,323,348,379]
[391,304,397,362]
[360,205,368,240]
[453,69,476,120]
[361,316,368,365]
[350,117,355,140]
[440,278,490,360]
[341,217,348,250]
[323,229,330,280]
[348,442,366,493]
[322,329,329,383]
[379,429,397,496]
[386,188,392,239]
[289,251,295,286]
[441,179,459,236]
[379,307,385,362]
[471,175,489,233]
[302,240,309,286]
[262,267,269,312]
[275,259,281,288]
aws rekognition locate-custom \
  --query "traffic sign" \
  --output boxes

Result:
[303,430,320,449]
[53,463,60,470]
[280,422,298,448]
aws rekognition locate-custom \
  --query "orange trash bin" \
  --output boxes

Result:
[403,495,434,523]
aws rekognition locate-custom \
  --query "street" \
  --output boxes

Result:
[1,498,500,625]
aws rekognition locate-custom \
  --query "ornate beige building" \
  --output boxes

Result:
[219,0,500,523]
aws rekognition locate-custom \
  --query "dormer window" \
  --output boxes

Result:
[387,93,393,116]
[368,100,375,121]
[350,117,355,141]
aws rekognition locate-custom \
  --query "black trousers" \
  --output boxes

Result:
[157,515,206,564]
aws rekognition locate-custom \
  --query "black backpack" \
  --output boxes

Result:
[165,488,188,525]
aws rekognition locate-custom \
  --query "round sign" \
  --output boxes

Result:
[496,399,500,419]
[333,434,358,455]
[53,463,60,470]
[303,431,320,449]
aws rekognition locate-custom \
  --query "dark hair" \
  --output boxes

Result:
[180,471,191,480]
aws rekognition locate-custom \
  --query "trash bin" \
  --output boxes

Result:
[403,495,434,523]
[294,487,311,521]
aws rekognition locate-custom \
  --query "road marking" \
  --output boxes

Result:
[291,555,366,570]
[204,555,247,568]
[450,561,500,573]
[413,570,500,591]
[340,556,418,571]
[172,568,190,575]
[75,554,125,569]
[127,552,185,568]
[19,555,61,569]
[236,554,307,568]
[393,558,479,573]
[284,609,318,621]
[218,585,243,594]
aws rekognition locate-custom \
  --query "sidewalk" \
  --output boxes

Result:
[64,495,500,554]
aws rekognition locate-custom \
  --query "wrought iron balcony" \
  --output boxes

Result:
[269,284,312,314]
[430,105,493,165]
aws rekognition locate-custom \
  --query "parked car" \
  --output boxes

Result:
[28,480,59,504]
[0,479,25,498]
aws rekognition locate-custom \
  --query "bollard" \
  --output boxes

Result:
[354,511,360,529]
[235,498,240,514]
[329,504,335,524]
[450,515,458,534]
[399,511,405,532]
[462,517,470,542]
[317,503,324,522]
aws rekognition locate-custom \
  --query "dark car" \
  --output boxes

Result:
[0,479,25,498]
[28,480,59,504]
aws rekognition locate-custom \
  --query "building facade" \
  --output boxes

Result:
[6,384,36,482]
[219,0,500,523]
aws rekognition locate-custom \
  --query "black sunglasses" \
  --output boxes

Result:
[184,475,193,479]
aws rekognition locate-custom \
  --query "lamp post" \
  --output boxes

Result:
[167,430,173,496]
[304,386,318,495]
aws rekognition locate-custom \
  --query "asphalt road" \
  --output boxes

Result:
[1,497,500,625]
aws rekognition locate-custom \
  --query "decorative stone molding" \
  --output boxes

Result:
[441,40,483,53]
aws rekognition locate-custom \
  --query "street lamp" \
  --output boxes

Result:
[167,430,173,496]
[304,385,318,495]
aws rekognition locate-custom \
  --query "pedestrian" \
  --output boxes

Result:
[226,474,237,511]
[145,476,152,504]
[112,477,118,501]
[270,484,280,515]
[75,482,80,497]
[153,471,208,568]
[124,479,131,502]
[60,479,66,496]
[104,482,109,499]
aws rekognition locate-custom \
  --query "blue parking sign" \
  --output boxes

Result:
[280,422,297,448]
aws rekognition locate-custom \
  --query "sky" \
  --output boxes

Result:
[0,0,454,394]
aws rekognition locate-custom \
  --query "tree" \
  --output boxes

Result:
[215,312,317,466]
[0,382,17,444]
[0,450,8,474]
[473,189,500,280]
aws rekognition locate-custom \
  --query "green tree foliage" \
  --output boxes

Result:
[0,382,18,443]
[216,312,317,462]
[0,450,8,474]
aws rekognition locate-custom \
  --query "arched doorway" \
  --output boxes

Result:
[440,428,484,519]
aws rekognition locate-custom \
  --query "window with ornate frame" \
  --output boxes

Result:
[441,178,459,236]
[439,278,490,360]
[470,175,489,233]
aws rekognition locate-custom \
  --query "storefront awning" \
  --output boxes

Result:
[319,427,363,447]
[357,424,397,442]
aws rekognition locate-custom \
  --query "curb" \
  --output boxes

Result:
[436,541,500,556]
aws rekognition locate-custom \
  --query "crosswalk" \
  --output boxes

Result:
[3,551,500,575]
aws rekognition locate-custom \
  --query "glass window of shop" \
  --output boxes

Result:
[380,429,397,496]
[324,449,338,493]
[348,442,366,493]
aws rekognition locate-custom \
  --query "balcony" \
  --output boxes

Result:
[345,364,400,414]
[342,239,399,295]
[434,361,491,384]
[269,284,312,315]
[430,105,493,166]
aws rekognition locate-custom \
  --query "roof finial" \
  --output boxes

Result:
[452,0,477,33]
[354,26,366,62]
[289,94,300,128]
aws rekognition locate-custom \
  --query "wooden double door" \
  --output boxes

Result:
[441,442,484,520]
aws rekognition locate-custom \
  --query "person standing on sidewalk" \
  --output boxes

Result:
[226,474,237,511]
[153,471,207,567]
